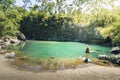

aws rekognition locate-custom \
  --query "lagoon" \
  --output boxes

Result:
[20,41,111,59]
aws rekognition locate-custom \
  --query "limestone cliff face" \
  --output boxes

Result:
[22,23,111,45]
[70,23,111,45]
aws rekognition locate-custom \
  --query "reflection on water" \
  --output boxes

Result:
[20,41,111,59]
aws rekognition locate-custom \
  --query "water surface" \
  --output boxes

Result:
[20,41,111,59]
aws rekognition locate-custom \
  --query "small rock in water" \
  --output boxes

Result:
[50,56,54,59]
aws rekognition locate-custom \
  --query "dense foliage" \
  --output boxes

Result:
[99,9,120,44]
[0,0,23,38]
[0,0,120,44]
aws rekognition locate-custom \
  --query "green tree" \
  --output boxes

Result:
[0,0,23,38]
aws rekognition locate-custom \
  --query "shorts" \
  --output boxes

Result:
[85,51,89,53]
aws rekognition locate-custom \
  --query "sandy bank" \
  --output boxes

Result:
[0,54,120,80]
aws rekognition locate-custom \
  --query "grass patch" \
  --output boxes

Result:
[91,58,111,66]
[14,58,85,70]
[13,55,112,71]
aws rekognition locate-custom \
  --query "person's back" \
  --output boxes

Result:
[86,47,90,53]
[84,45,90,62]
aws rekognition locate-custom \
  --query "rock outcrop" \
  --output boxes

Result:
[17,33,26,41]
[110,46,120,54]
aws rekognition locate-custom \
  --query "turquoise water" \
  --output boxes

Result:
[20,41,111,59]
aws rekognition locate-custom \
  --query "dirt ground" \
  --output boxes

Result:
[0,54,120,80]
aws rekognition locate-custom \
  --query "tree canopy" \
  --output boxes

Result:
[0,0,120,44]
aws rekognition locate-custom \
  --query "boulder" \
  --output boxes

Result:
[17,33,26,41]
[111,58,120,65]
[83,57,92,63]
[110,46,120,54]
[4,38,10,42]
[5,52,15,59]
[0,50,7,54]
[10,38,20,45]
[97,54,110,60]
[0,39,4,44]
[4,40,11,46]
[116,59,120,64]
[115,55,120,59]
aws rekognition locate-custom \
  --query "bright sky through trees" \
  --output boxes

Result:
[15,0,120,13]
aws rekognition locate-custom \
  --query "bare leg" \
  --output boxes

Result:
[85,53,89,59]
